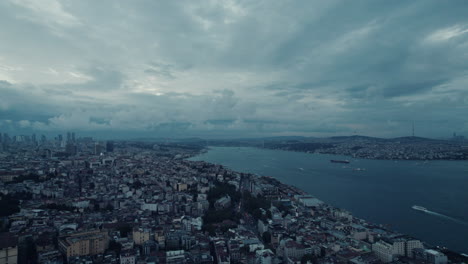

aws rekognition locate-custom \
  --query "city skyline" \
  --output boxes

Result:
[0,129,465,141]
[1,2,468,263]
[1,1,468,138]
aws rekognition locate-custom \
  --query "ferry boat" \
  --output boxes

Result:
[412,205,429,213]
[330,159,350,164]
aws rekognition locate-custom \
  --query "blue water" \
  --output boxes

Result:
[190,147,468,253]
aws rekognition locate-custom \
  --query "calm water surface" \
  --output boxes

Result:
[190,146,468,253]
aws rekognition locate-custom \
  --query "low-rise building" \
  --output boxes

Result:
[58,230,108,259]
[425,249,448,264]
[133,228,152,245]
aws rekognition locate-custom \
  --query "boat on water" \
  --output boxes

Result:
[412,205,429,213]
[331,159,350,164]
[353,168,366,171]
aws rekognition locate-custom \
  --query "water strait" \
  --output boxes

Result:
[190,146,468,253]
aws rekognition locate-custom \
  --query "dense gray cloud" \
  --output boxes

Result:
[0,0,467,138]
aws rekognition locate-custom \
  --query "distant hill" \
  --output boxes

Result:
[386,136,443,143]
[127,135,450,145]
[322,135,446,144]
[326,135,384,142]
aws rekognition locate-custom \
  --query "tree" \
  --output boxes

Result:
[242,192,271,220]
[275,203,290,214]
[262,231,271,244]
[0,195,20,217]
[203,208,240,225]
[203,224,216,236]
[105,204,114,211]
[108,240,122,255]
[117,223,132,237]
[266,210,272,220]
[132,180,143,189]
[21,237,37,264]
[207,182,240,208]
[252,208,263,221]
[301,254,317,264]
[39,203,75,212]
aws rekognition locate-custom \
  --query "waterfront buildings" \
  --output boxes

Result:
[0,135,461,264]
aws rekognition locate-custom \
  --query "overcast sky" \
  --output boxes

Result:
[1,0,467,139]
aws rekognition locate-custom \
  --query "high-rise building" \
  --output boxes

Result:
[3,133,10,144]
[65,143,77,156]
[31,134,37,143]
[44,149,52,158]
[71,132,75,142]
[372,241,393,263]
[67,132,71,142]
[0,233,18,264]
[106,141,114,152]
[373,238,423,262]
[94,143,102,155]
[58,134,63,142]
[390,238,405,256]
[406,239,423,258]
[41,135,47,143]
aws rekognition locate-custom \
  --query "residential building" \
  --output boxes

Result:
[58,230,108,259]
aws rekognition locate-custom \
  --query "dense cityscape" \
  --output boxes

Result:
[2,0,468,263]
[262,136,468,161]
[1,133,467,264]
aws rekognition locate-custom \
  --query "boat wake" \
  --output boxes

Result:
[426,211,468,226]
[413,205,468,226]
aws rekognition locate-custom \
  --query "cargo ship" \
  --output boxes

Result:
[330,160,350,164]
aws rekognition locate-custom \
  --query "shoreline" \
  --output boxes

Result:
[263,147,468,161]
[188,146,468,255]
[189,154,404,234]
[202,145,468,163]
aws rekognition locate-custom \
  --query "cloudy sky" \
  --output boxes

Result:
[1,0,467,139]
